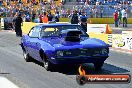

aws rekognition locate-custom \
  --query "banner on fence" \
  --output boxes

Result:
[112,34,132,50]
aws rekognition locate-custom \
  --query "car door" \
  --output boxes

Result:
[28,26,41,61]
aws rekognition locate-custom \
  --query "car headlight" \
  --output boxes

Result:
[101,48,108,54]
[56,51,64,57]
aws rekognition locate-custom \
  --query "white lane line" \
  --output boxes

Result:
[0,77,19,88]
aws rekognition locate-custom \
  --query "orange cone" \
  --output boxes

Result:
[105,24,112,34]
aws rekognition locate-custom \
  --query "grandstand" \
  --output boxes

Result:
[64,0,132,5]
[0,0,132,18]
[63,0,132,18]
[1,0,132,6]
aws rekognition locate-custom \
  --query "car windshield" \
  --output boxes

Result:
[41,25,88,37]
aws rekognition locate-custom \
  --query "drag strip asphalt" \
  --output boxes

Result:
[0,31,132,88]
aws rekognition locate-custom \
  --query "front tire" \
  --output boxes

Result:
[23,50,31,62]
[42,54,53,71]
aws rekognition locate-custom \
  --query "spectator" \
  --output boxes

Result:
[85,0,89,5]
[0,0,2,6]
[113,10,118,27]
[32,13,36,22]
[13,13,23,37]
[55,12,60,22]
[100,6,104,18]
[47,12,53,22]
[79,12,88,32]
[71,10,79,24]
[121,8,127,27]
[78,10,82,15]
[27,0,30,3]
[34,14,40,23]
[25,13,30,22]
[31,0,36,5]
[18,0,22,3]
[67,9,71,18]
[118,9,122,25]
[68,10,74,23]
[42,12,48,23]
[6,0,10,5]
[62,0,66,5]
[39,12,43,23]
[94,7,98,18]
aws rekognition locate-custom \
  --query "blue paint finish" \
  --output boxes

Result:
[50,57,108,64]
[21,24,109,64]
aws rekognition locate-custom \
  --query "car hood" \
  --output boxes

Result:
[41,37,107,50]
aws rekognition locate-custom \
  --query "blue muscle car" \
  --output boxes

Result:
[21,23,109,71]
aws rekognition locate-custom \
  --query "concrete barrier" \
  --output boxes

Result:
[88,33,109,44]
[88,18,132,24]
[89,32,132,50]
[122,31,132,35]
[87,24,112,34]
[22,22,46,34]
[112,34,123,48]
[59,18,132,24]
[22,22,36,34]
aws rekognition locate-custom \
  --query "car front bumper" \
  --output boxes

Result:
[49,55,109,64]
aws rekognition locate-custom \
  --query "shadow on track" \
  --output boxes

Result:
[28,59,130,75]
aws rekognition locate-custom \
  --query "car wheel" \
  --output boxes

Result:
[94,62,104,71]
[42,54,53,71]
[23,50,31,62]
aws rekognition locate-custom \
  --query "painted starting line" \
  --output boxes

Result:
[0,77,19,88]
